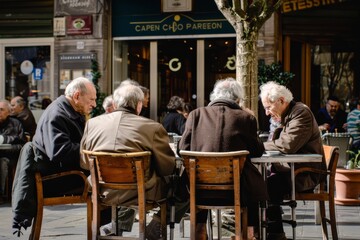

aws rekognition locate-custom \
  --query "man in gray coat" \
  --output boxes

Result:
[80,84,188,240]
[260,81,326,240]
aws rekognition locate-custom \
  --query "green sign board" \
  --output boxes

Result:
[112,1,235,38]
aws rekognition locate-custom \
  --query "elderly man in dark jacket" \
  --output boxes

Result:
[260,81,326,240]
[179,77,267,239]
[12,77,96,234]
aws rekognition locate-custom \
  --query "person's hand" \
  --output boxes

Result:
[319,123,330,131]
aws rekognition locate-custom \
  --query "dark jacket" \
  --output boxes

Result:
[32,95,85,171]
[316,107,348,132]
[0,117,26,159]
[162,110,186,135]
[12,96,86,230]
[13,107,37,139]
[179,99,267,205]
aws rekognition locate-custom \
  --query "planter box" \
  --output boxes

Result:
[335,168,360,205]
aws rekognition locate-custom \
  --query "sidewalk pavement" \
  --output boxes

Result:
[1,200,359,239]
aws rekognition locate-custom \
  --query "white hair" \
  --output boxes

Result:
[113,84,144,110]
[259,81,293,103]
[65,77,94,97]
[209,77,243,103]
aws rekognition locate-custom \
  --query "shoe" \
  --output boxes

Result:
[145,219,162,240]
[267,232,287,240]
[100,222,123,236]
[100,222,114,236]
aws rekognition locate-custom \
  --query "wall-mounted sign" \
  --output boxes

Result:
[54,17,66,36]
[66,15,92,35]
[169,58,182,72]
[162,0,192,12]
[281,0,341,13]
[33,68,43,80]
[55,0,97,15]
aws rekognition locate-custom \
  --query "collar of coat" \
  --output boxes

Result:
[281,100,297,124]
[116,106,137,115]
[208,99,241,109]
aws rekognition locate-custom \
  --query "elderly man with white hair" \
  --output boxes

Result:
[259,81,326,240]
[12,77,97,234]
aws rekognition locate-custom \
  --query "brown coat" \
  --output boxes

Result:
[179,99,268,204]
[264,101,326,191]
[80,107,176,206]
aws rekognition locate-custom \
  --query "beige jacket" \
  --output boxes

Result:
[80,107,175,206]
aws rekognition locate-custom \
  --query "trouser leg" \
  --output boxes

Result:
[0,157,9,196]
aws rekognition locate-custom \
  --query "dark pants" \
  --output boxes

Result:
[266,172,291,234]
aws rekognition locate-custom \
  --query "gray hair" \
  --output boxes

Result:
[13,96,26,108]
[119,79,140,87]
[113,84,144,110]
[259,81,293,103]
[102,95,113,110]
[209,77,243,103]
[0,100,11,111]
[65,77,94,97]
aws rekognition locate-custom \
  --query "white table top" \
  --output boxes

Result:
[252,153,322,164]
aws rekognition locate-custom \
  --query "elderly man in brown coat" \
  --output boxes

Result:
[80,84,188,239]
[260,81,326,240]
[179,77,267,239]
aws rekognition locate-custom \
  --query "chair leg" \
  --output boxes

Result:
[241,208,248,240]
[328,198,338,240]
[319,200,328,240]
[160,201,167,240]
[207,210,213,240]
[217,209,221,240]
[29,206,43,240]
[86,196,92,240]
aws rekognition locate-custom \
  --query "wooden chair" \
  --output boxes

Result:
[179,150,249,240]
[29,170,92,240]
[82,150,167,240]
[289,145,339,240]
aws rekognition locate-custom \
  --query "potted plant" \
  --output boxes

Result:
[335,149,360,205]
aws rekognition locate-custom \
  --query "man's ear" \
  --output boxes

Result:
[73,91,80,102]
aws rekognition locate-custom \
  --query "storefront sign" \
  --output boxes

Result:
[54,17,66,36]
[33,68,43,80]
[281,0,340,13]
[55,0,97,15]
[114,13,234,37]
[66,15,92,35]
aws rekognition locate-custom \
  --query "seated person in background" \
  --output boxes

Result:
[139,86,150,118]
[41,97,52,110]
[179,78,267,240]
[12,77,96,233]
[162,96,186,135]
[80,84,188,240]
[181,102,193,119]
[102,95,115,114]
[0,100,26,204]
[10,96,37,140]
[347,98,360,149]
[260,81,326,240]
[316,96,348,133]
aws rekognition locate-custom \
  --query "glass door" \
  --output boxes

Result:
[1,38,54,109]
[158,39,197,120]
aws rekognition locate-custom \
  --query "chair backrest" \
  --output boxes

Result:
[179,150,249,185]
[323,145,340,174]
[322,133,352,167]
[82,150,152,185]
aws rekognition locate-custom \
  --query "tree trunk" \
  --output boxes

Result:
[236,31,258,118]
